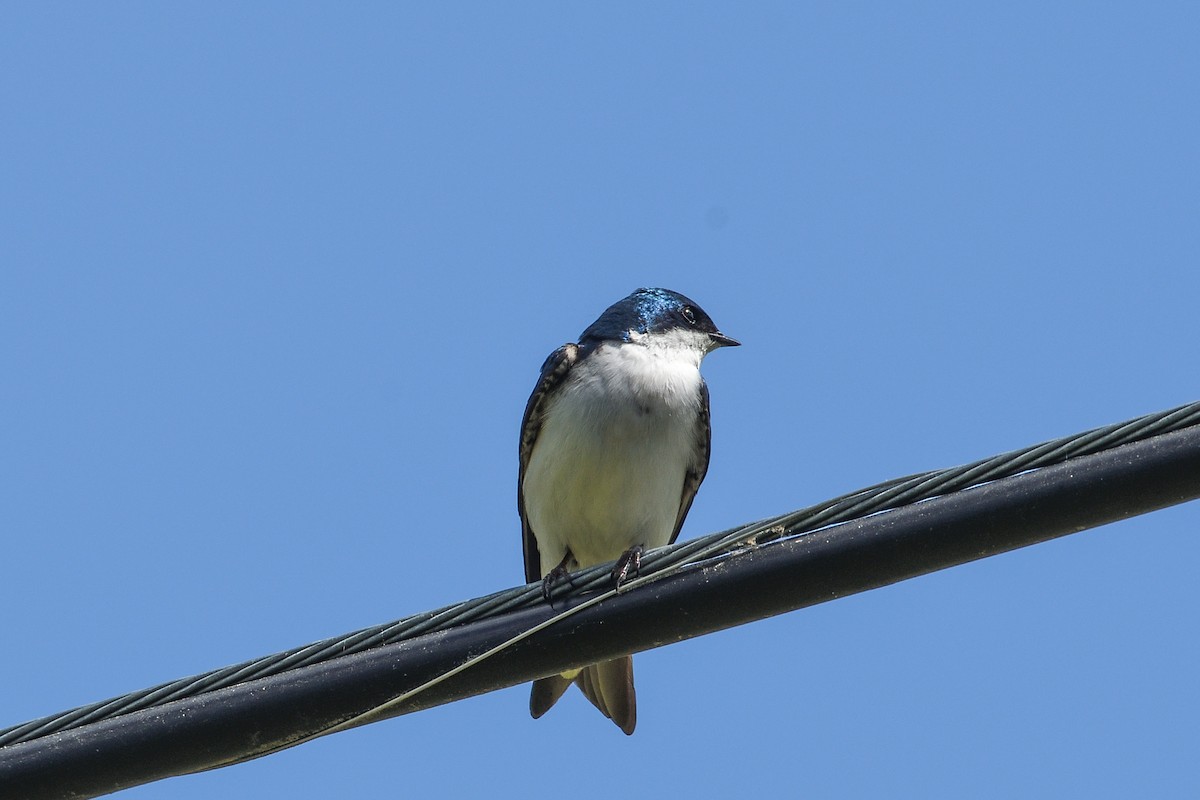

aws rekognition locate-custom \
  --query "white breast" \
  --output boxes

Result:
[522,337,707,575]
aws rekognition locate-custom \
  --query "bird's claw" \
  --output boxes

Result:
[611,545,643,591]
[541,554,577,603]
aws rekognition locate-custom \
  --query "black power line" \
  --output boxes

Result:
[3,401,1199,799]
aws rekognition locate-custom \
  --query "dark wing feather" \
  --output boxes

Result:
[669,379,712,545]
[518,343,579,583]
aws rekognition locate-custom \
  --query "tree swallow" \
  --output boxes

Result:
[518,287,739,734]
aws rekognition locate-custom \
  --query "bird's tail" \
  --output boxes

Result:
[528,656,636,735]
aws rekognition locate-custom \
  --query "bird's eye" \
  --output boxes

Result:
[682,307,697,325]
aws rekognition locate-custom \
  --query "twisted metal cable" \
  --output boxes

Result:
[4,398,1198,749]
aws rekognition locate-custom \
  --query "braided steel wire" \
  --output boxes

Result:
[3,398,1198,748]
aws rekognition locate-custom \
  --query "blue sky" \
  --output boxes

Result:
[3,3,1198,797]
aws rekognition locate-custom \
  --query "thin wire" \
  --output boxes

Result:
[4,398,1199,749]
[225,512,778,762]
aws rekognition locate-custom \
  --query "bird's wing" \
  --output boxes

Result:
[518,343,579,584]
[669,379,712,546]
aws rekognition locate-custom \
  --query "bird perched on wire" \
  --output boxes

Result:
[518,287,739,734]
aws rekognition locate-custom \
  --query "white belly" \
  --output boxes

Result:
[522,343,704,575]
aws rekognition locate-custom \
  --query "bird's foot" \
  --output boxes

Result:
[541,554,576,603]
[611,545,644,591]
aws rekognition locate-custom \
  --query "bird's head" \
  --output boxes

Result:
[579,288,740,354]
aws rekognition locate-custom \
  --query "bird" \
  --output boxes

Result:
[517,287,739,734]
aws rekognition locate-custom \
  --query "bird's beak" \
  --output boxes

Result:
[708,331,741,349]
